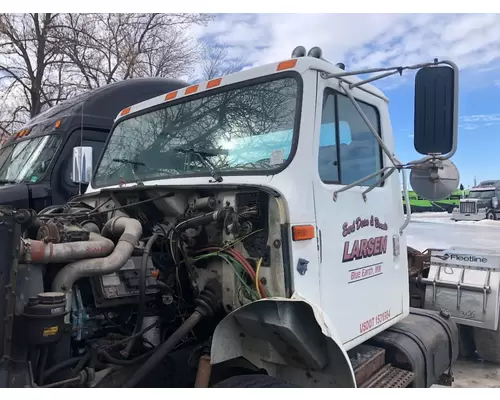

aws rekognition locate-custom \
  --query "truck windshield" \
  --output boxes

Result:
[0,135,61,184]
[468,190,495,199]
[93,76,299,187]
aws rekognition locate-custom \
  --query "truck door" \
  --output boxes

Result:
[312,77,407,347]
[51,128,107,204]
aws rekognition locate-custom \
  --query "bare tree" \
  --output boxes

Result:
[200,43,245,81]
[56,13,212,90]
[0,13,69,121]
[0,13,242,136]
[0,104,26,138]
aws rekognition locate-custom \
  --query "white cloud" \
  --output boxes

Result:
[459,124,479,130]
[460,114,500,123]
[458,114,500,131]
[195,13,500,91]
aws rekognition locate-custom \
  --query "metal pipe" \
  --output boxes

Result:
[21,232,115,264]
[194,354,212,388]
[122,233,161,357]
[52,216,142,293]
[124,310,204,388]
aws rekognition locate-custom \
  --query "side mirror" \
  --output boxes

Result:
[72,146,93,184]
[492,197,498,208]
[413,64,458,156]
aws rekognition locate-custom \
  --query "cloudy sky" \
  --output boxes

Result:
[194,13,500,187]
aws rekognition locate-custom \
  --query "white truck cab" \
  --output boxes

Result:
[1,46,461,389]
[84,53,413,348]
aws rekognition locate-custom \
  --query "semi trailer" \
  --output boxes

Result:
[0,46,462,388]
[402,189,467,214]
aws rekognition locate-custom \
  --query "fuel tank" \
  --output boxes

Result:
[368,308,459,388]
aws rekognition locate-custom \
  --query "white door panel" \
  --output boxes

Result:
[312,77,406,345]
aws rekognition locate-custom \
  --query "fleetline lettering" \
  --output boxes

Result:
[342,235,388,263]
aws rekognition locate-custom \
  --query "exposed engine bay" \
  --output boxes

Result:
[0,186,289,388]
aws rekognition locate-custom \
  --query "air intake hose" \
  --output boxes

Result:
[21,233,114,264]
[52,216,142,293]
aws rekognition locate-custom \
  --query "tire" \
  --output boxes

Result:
[486,211,496,220]
[473,327,500,363]
[213,374,297,388]
[447,206,454,214]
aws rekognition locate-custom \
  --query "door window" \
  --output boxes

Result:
[318,90,383,186]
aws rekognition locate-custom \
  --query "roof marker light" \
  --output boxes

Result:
[185,85,199,95]
[120,107,131,116]
[207,78,222,89]
[165,91,178,101]
[277,59,297,71]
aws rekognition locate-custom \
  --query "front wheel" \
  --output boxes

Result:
[213,374,297,388]
[486,211,496,220]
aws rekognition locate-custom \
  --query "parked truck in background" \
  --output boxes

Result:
[451,180,500,221]
[0,78,188,212]
[0,46,462,388]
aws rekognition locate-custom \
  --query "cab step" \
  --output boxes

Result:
[359,364,415,388]
[349,344,414,388]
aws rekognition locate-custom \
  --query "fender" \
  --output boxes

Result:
[211,293,356,388]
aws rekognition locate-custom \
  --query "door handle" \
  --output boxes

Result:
[318,228,322,263]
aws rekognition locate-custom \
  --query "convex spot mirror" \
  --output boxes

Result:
[72,146,93,184]
[413,64,457,156]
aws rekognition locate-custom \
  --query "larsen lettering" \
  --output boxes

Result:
[342,235,388,263]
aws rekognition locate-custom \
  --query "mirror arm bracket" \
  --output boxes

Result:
[319,59,443,81]
[332,166,396,201]
[348,67,403,90]
[361,166,399,201]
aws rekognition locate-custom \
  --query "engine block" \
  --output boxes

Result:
[91,256,159,308]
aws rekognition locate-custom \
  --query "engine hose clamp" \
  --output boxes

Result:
[118,233,139,246]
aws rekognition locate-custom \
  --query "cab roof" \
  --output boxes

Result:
[115,56,389,122]
[4,77,189,146]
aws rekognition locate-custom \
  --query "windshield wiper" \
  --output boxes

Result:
[173,148,223,183]
[0,179,17,184]
[112,158,145,186]
[112,158,145,167]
